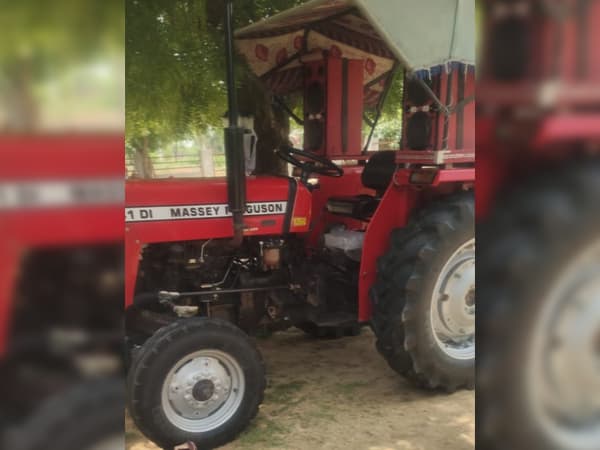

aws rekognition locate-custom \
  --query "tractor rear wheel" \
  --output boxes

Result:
[127,317,265,449]
[477,163,600,449]
[371,192,474,391]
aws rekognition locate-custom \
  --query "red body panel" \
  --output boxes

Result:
[125,176,309,242]
[392,168,475,186]
[358,184,419,322]
[0,241,22,357]
[289,181,313,233]
[531,115,600,149]
[0,134,124,355]
[304,56,365,158]
[326,58,343,155]
[0,135,124,179]
[345,59,365,156]
[124,176,312,306]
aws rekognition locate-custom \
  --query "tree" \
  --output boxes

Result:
[126,0,302,162]
[0,0,123,131]
[125,0,404,173]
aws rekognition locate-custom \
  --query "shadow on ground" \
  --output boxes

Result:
[126,327,474,450]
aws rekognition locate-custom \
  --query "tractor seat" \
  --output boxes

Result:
[326,151,396,220]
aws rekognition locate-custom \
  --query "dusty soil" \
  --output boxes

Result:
[126,328,474,450]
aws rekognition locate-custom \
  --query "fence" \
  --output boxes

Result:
[125,153,226,179]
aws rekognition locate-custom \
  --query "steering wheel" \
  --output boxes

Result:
[276,145,343,181]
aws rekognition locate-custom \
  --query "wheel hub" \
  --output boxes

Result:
[193,379,215,402]
[161,350,243,432]
[431,239,476,360]
[168,356,231,418]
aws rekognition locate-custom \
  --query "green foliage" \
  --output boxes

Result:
[126,0,302,145]
[1,0,122,76]
[379,70,404,124]
[126,0,403,148]
[0,0,123,131]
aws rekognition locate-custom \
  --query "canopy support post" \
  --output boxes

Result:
[441,69,454,150]
[363,65,398,153]
[274,96,304,126]
[414,76,449,115]
[412,74,454,150]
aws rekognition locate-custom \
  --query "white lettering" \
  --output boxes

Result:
[125,201,287,223]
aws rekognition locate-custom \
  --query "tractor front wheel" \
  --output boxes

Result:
[127,317,266,449]
[371,192,475,391]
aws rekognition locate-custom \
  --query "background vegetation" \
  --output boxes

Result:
[126,0,404,177]
[0,0,123,133]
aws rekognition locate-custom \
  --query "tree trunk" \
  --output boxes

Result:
[2,57,39,132]
[238,75,289,176]
[133,136,155,179]
[194,131,215,177]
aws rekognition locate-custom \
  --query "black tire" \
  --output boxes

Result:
[371,191,474,391]
[5,378,123,450]
[127,317,266,449]
[477,162,600,450]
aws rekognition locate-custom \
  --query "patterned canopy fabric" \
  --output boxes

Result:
[235,0,475,108]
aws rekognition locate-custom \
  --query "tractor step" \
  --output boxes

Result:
[297,312,361,338]
[312,312,358,328]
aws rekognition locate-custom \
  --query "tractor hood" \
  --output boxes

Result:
[235,0,475,105]
[125,176,312,242]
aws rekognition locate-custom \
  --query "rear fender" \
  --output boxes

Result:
[358,170,473,322]
[358,184,418,322]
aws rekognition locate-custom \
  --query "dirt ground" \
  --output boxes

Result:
[126,327,474,450]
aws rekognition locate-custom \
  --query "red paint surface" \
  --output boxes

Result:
[303,55,365,158]
[0,241,23,355]
[358,184,418,322]
[346,59,365,155]
[0,134,124,354]
[532,115,600,149]
[326,57,343,155]
[0,134,124,178]
[125,177,303,244]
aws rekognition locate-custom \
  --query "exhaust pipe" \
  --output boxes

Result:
[225,126,245,247]
[223,0,246,246]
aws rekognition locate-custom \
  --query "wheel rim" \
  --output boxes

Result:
[161,349,245,433]
[430,238,475,360]
[527,237,600,449]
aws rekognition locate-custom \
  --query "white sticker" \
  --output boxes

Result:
[0,179,124,210]
[125,201,287,223]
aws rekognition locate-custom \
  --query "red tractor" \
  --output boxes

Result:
[477,1,600,449]
[0,135,124,450]
[125,1,475,448]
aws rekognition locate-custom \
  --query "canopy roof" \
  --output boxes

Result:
[235,0,475,107]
